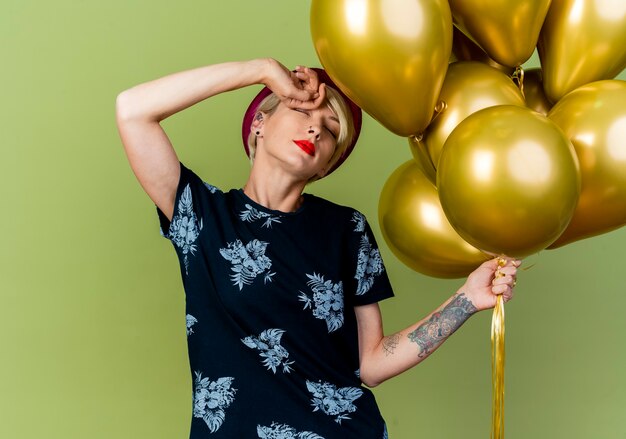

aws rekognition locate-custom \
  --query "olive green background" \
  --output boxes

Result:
[2,1,625,438]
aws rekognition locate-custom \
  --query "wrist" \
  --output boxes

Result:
[256,57,276,87]
[455,287,480,315]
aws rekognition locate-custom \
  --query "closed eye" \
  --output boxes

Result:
[295,108,338,139]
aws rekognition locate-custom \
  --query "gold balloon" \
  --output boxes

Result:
[311,0,452,136]
[548,80,626,248]
[379,160,489,278]
[538,0,626,103]
[522,68,552,116]
[437,105,581,258]
[451,26,514,75]
[424,61,526,168]
[448,0,551,67]
[408,135,437,184]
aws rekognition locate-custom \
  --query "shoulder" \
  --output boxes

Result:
[307,193,362,215]
[180,162,225,195]
[305,193,368,231]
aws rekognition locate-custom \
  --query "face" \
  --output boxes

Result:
[253,101,341,181]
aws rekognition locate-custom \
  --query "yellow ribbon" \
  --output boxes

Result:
[491,258,507,439]
[512,66,525,99]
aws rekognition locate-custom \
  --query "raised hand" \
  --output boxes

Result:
[262,59,326,109]
[462,257,520,312]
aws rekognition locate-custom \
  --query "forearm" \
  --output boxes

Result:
[360,290,478,387]
[116,58,271,122]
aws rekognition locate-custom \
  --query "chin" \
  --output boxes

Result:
[262,147,322,181]
[282,153,321,176]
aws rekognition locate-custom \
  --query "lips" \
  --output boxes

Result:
[293,140,315,156]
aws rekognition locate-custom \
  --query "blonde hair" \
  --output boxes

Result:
[247,86,356,184]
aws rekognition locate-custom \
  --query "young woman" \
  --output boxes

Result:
[116,58,519,438]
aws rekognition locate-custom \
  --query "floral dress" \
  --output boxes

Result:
[157,162,394,438]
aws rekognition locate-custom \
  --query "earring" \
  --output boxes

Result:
[255,131,260,135]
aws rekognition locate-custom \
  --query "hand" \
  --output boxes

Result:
[461,257,520,312]
[262,59,326,109]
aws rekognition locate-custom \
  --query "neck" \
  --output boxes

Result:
[243,166,307,213]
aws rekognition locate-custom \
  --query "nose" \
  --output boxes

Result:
[308,125,321,140]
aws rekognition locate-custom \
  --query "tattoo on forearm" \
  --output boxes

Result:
[382,333,400,356]
[407,293,477,358]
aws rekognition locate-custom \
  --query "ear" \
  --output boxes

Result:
[250,111,266,136]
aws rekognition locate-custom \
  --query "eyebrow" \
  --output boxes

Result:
[328,116,340,124]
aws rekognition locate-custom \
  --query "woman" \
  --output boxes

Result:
[115,58,519,438]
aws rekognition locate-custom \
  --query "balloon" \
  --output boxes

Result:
[522,68,552,116]
[379,160,489,278]
[311,0,452,136]
[424,61,526,168]
[451,26,514,75]
[538,0,626,103]
[408,135,436,184]
[448,0,551,67]
[437,105,581,258]
[548,80,626,248]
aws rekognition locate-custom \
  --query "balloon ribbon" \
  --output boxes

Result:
[491,292,505,439]
[512,66,525,99]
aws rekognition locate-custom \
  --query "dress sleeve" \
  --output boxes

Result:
[348,210,395,306]
[156,161,221,244]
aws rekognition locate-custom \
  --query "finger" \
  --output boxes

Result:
[494,269,506,279]
[506,286,515,299]
[312,83,326,106]
[283,86,318,105]
[294,65,308,76]
[294,68,318,93]
[503,291,513,303]
[492,284,512,296]
[284,97,312,109]
[285,92,324,110]
[492,275,514,286]
[294,70,310,81]
[498,266,517,276]
[289,71,305,90]
[304,66,320,91]
[479,258,501,271]
[292,84,326,109]
[492,257,521,268]
[289,99,318,110]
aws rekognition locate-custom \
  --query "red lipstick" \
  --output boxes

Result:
[293,140,315,156]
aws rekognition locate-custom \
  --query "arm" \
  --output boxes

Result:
[356,258,519,388]
[115,58,322,220]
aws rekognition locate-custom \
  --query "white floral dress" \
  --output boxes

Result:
[157,162,394,438]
